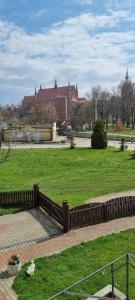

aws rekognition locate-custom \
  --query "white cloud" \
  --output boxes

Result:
[0,9,135,104]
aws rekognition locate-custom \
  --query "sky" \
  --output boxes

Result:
[0,0,135,105]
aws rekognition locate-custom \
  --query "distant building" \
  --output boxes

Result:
[22,81,87,123]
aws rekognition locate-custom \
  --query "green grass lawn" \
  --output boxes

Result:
[74,128,135,137]
[0,207,31,216]
[77,129,135,143]
[108,128,135,136]
[13,228,135,300]
[0,147,135,207]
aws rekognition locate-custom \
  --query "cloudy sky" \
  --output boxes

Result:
[0,0,135,104]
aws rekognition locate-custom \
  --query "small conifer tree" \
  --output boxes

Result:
[91,120,107,149]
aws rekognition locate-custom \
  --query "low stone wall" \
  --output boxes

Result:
[2,124,57,143]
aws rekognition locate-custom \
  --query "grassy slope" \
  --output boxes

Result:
[0,147,135,207]
[13,229,135,300]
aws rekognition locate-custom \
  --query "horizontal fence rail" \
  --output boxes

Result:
[70,202,102,212]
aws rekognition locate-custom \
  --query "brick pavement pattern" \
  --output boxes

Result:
[0,209,61,300]
[0,214,135,299]
[0,209,60,250]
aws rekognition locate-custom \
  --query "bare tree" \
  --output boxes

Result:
[87,86,111,128]
[97,89,111,128]
[87,86,102,122]
[70,102,82,131]
[0,123,10,164]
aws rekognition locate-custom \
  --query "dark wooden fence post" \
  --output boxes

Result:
[103,202,107,222]
[33,184,39,207]
[62,201,69,233]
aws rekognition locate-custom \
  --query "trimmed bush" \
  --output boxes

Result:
[91,120,107,149]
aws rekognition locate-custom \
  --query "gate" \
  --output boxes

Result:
[38,192,64,229]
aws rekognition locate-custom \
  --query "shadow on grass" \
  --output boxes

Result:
[111,149,120,153]
[63,147,108,151]
[129,153,135,160]
[63,147,91,151]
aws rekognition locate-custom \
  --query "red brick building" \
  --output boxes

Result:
[22,81,87,124]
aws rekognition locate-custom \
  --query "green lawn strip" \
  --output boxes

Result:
[0,148,135,208]
[72,128,135,137]
[0,207,32,216]
[108,128,135,136]
[13,228,135,300]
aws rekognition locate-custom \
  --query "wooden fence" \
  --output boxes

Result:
[0,185,135,233]
[0,185,66,231]
[38,191,64,227]
[69,203,105,229]
[36,191,135,232]
[0,187,35,208]
[68,196,135,231]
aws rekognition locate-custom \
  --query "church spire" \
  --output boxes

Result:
[68,81,70,87]
[76,83,78,99]
[34,85,37,96]
[125,68,129,81]
[54,79,58,88]
[40,84,42,90]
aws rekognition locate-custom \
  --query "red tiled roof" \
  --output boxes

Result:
[24,95,35,101]
[37,85,78,101]
[23,96,35,104]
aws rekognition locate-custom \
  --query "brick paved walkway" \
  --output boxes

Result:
[0,215,135,300]
[0,209,60,251]
[0,208,61,300]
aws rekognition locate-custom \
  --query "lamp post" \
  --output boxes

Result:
[64,96,68,122]
[93,99,98,123]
